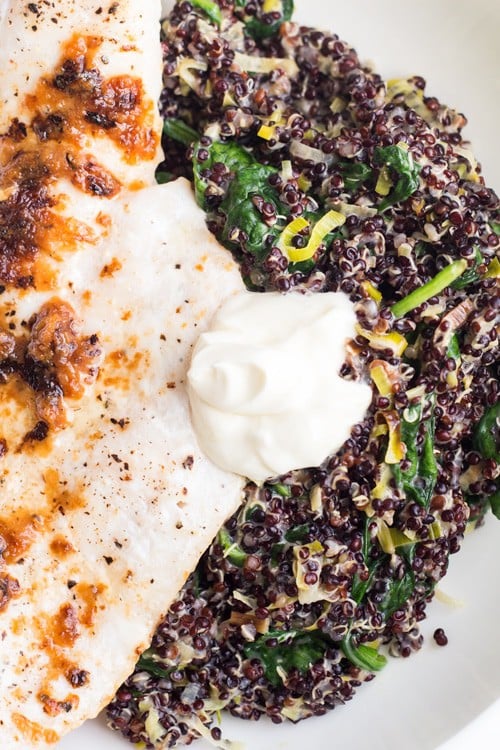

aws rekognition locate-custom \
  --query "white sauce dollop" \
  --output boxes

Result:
[187,290,372,484]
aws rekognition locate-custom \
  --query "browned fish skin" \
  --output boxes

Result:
[0,34,159,290]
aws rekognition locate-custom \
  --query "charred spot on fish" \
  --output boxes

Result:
[5,119,28,142]
[0,329,16,360]
[107,83,138,113]
[110,417,130,429]
[50,536,75,558]
[45,36,156,159]
[52,603,80,647]
[22,355,63,402]
[0,574,21,611]
[53,58,85,92]
[84,111,117,130]
[32,113,65,142]
[38,693,76,716]
[71,160,120,198]
[66,668,90,688]
[21,357,51,392]
[0,169,54,287]
[0,35,158,288]
[27,298,103,400]
[23,421,49,443]
[17,275,34,289]
[0,299,103,430]
[0,519,41,569]
[0,360,16,384]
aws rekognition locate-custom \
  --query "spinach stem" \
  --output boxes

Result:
[341,637,387,672]
[391,259,467,319]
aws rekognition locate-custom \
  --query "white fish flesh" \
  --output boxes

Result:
[0,1,245,747]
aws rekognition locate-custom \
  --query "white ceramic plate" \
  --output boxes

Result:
[58,1,500,749]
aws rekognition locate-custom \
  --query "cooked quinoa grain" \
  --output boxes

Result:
[107,1,499,747]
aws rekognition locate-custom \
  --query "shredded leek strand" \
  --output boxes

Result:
[278,211,346,262]
[233,51,298,77]
[355,324,408,357]
[485,257,500,278]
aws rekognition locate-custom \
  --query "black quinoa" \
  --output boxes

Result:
[433,628,449,647]
[107,1,499,747]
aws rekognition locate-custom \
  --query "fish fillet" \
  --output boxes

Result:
[0,1,245,747]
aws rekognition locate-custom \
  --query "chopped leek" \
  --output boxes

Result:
[309,484,323,514]
[376,519,395,554]
[383,411,405,464]
[369,360,395,397]
[278,211,345,262]
[377,520,415,554]
[280,159,293,182]
[446,333,461,362]
[386,78,421,99]
[297,174,312,192]
[330,96,346,114]
[361,280,382,303]
[263,0,282,9]
[371,463,393,500]
[355,324,408,356]
[375,165,393,196]
[141,702,166,744]
[301,210,346,261]
[485,257,500,278]
[257,124,276,141]
[233,52,298,77]
[277,216,309,256]
[175,57,208,90]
